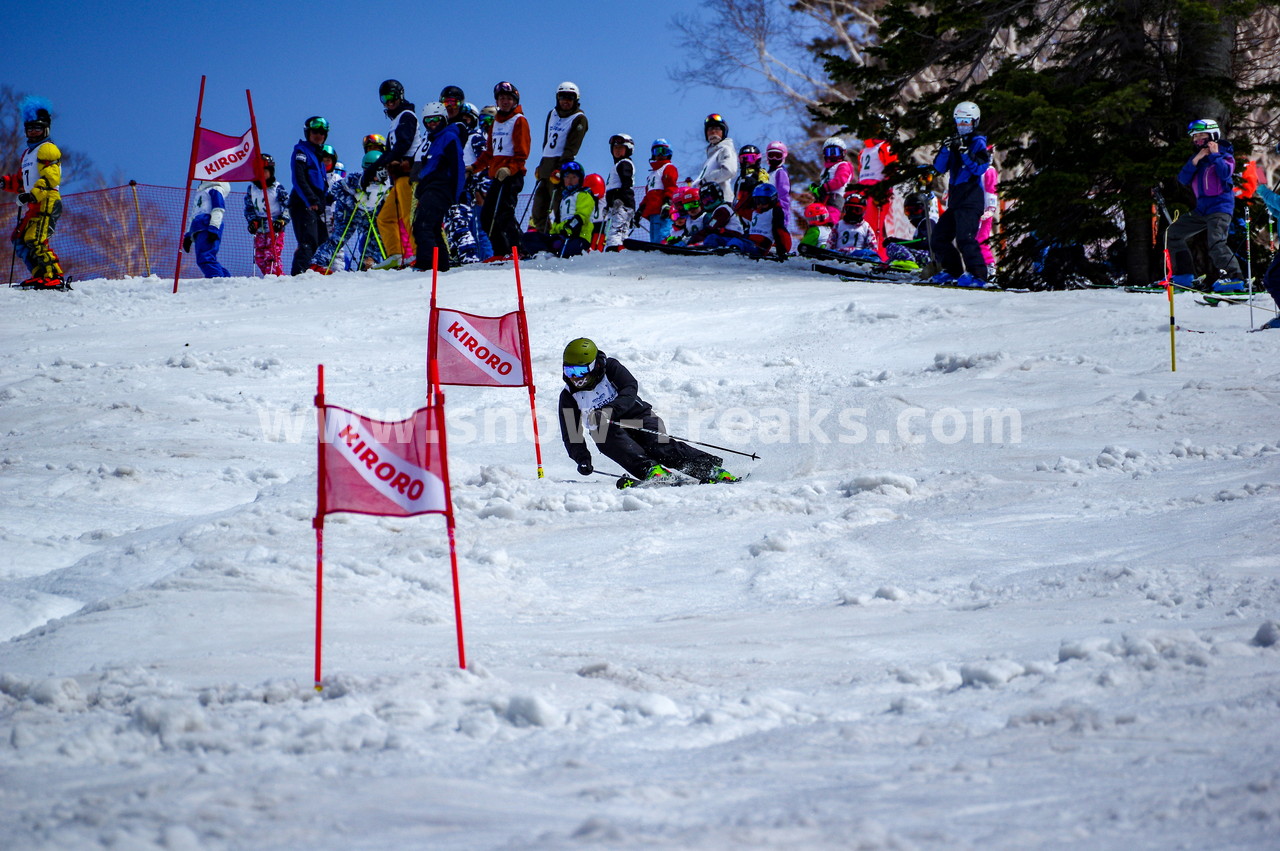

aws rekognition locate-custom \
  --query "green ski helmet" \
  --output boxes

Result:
[563,337,598,365]
[563,338,602,390]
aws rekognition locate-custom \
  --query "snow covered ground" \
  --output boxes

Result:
[2,256,1278,850]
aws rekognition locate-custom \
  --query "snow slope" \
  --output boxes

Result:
[1,257,1278,850]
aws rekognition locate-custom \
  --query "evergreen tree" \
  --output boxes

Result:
[819,0,1280,287]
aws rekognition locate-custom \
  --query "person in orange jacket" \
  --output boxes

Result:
[472,81,531,258]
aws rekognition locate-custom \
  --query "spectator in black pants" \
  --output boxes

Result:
[412,102,465,272]
[290,116,332,275]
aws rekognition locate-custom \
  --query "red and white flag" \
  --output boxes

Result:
[430,309,528,387]
[319,405,448,518]
[192,127,259,182]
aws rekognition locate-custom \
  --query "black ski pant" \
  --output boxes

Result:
[594,413,722,481]
[480,173,525,258]
[412,186,452,273]
[930,180,986,280]
[1167,211,1240,278]
[290,195,328,276]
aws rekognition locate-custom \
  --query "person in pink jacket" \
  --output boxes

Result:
[808,136,854,225]
[975,164,999,270]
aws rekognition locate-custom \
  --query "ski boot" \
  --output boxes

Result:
[1212,278,1246,294]
[955,272,988,288]
[929,271,956,286]
[704,466,741,484]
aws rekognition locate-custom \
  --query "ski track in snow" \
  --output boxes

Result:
[1,255,1279,850]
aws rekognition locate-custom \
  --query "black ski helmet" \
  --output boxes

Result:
[704,113,729,138]
[440,84,465,102]
[379,79,405,103]
[493,81,520,104]
[303,116,330,136]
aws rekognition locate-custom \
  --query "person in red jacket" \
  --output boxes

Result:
[637,139,678,243]
[472,81,531,258]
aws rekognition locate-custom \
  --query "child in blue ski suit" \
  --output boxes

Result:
[183,180,231,277]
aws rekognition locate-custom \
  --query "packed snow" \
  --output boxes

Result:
[2,256,1278,850]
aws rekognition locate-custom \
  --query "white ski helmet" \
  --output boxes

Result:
[953,101,981,133]
[1187,118,1220,140]
[422,101,448,126]
[556,81,580,100]
[823,136,847,151]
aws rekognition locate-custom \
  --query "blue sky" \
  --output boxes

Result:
[3,0,800,191]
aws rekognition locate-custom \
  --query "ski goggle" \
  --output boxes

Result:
[563,364,592,378]
[681,197,701,211]
[479,115,494,126]
[705,113,724,126]
[651,145,672,160]
[380,92,399,104]
[305,117,330,133]
[823,146,844,159]
[740,153,761,166]
[442,97,460,107]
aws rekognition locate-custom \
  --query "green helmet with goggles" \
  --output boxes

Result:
[563,338,603,390]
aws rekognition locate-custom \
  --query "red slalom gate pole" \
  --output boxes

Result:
[430,358,467,669]
[512,247,545,477]
[313,364,327,690]
[173,75,206,294]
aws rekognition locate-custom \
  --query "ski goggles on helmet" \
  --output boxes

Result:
[442,97,460,107]
[740,152,762,166]
[380,92,400,105]
[563,364,592,379]
[650,145,672,160]
[823,145,844,160]
[363,133,386,151]
[305,117,330,133]
[705,113,725,126]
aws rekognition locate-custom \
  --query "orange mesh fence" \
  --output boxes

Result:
[3,183,537,284]
[3,182,298,284]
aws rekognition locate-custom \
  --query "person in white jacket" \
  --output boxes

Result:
[696,113,738,205]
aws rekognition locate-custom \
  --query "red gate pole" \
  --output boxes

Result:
[511,247,544,478]
[313,364,327,689]
[173,76,206,294]
[245,89,272,258]
[430,359,467,669]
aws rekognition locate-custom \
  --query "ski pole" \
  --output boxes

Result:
[603,418,760,460]
[1246,201,1254,330]
[325,205,359,273]
[7,209,19,286]
[519,178,543,229]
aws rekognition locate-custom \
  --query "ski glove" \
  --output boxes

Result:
[273,218,287,233]
[17,192,35,205]
[576,461,593,476]
[495,167,511,182]
[249,219,261,234]
[182,234,193,253]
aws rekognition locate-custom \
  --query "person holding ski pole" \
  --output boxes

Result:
[473,81,530,259]
[559,338,741,488]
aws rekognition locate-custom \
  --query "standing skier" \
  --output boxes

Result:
[638,139,679,243]
[930,101,991,287]
[2,95,65,288]
[362,80,420,268]
[857,122,898,260]
[182,179,231,278]
[1168,119,1245,293]
[289,116,332,275]
[810,137,854,227]
[559,337,740,487]
[412,101,466,273]
[473,81,530,259]
[696,113,738,205]
[530,82,589,235]
[603,133,636,251]
[765,141,792,232]
[244,153,289,276]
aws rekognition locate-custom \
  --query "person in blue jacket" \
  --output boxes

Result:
[1168,119,1245,292]
[411,102,465,273]
[182,179,231,277]
[290,115,333,275]
[930,101,991,287]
